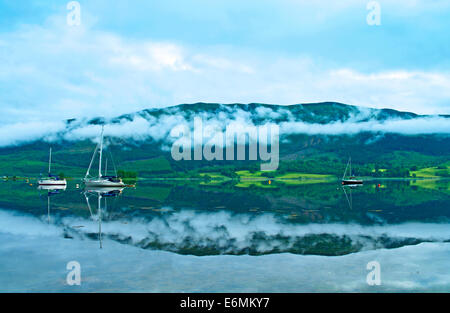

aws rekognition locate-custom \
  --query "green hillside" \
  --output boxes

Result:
[0,102,448,180]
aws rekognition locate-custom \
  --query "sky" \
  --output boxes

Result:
[1,0,450,125]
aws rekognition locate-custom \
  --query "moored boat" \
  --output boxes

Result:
[83,126,125,188]
[341,157,363,185]
[38,148,67,186]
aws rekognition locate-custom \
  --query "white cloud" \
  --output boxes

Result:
[0,120,66,147]
[109,42,193,71]
[0,104,448,148]
[0,12,449,129]
[279,116,450,136]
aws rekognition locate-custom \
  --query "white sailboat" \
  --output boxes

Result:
[38,148,67,186]
[83,126,125,188]
[342,157,363,185]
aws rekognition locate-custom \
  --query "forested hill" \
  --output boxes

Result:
[0,102,449,178]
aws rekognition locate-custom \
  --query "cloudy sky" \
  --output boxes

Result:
[1,0,450,125]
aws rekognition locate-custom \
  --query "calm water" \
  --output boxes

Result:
[0,179,449,292]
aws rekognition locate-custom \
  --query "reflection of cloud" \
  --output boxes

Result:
[0,210,63,237]
[2,209,450,255]
[0,208,449,292]
[54,210,450,255]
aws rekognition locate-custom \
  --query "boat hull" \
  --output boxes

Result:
[342,180,363,185]
[84,179,125,188]
[38,179,67,186]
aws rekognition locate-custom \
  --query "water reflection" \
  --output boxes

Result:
[1,179,449,292]
[2,179,449,256]
[84,187,123,249]
[38,185,67,224]
[342,184,362,210]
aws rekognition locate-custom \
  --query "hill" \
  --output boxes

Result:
[0,102,449,179]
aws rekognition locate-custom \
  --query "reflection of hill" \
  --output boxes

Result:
[55,210,449,257]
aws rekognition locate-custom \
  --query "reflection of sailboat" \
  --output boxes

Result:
[85,187,124,194]
[342,186,353,210]
[342,184,362,210]
[83,126,125,188]
[38,185,67,192]
[84,187,122,249]
[38,148,67,186]
[38,185,66,223]
[342,157,363,185]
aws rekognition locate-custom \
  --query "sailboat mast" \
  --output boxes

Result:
[98,126,104,178]
[85,144,99,179]
[342,157,350,180]
[349,157,352,177]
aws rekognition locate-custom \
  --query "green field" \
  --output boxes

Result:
[235,170,265,178]
[411,165,450,178]
[1,145,449,184]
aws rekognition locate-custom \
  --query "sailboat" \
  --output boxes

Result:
[83,126,125,188]
[342,157,363,185]
[38,148,67,186]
